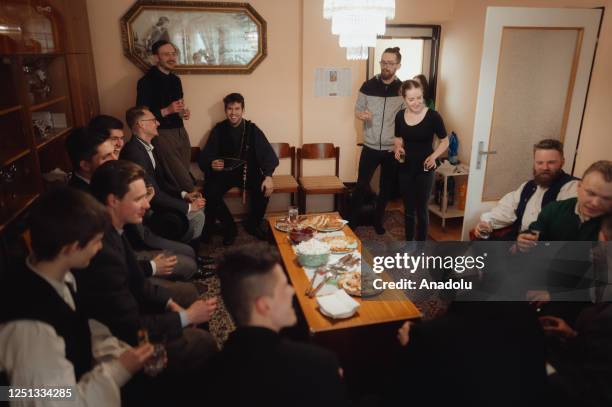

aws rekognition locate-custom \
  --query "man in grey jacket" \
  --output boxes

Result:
[351,47,404,234]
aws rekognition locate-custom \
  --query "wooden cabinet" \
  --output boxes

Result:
[0,0,99,269]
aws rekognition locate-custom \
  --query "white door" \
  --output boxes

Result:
[461,7,602,240]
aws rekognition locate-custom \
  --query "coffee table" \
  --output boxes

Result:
[268,212,422,335]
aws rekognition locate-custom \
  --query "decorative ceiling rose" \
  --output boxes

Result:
[323,0,395,60]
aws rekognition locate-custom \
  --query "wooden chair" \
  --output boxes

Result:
[270,142,298,205]
[297,143,346,214]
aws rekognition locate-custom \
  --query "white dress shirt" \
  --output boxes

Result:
[481,179,578,232]
[0,259,132,406]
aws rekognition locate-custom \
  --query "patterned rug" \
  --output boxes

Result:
[192,209,448,348]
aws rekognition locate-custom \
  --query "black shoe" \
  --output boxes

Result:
[192,266,216,280]
[196,255,215,267]
[222,234,236,246]
[374,223,386,235]
[244,224,268,241]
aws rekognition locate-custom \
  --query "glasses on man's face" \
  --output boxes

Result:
[160,52,177,58]
[380,61,397,67]
[139,118,158,123]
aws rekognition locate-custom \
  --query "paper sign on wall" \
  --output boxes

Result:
[315,68,351,97]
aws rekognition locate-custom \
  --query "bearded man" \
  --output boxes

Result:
[350,46,405,235]
[474,139,578,240]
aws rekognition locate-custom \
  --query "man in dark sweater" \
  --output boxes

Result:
[0,188,153,406]
[198,93,279,244]
[211,243,348,406]
[136,40,195,193]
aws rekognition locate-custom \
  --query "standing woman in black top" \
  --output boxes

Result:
[393,80,449,241]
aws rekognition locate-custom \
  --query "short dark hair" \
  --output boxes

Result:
[152,40,174,55]
[125,106,149,130]
[217,243,281,326]
[29,187,108,261]
[533,139,564,155]
[400,79,422,98]
[383,46,402,63]
[90,160,146,205]
[223,93,245,109]
[583,160,612,183]
[65,127,108,170]
[88,115,124,138]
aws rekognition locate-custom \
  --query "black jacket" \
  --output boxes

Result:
[120,135,189,215]
[74,226,182,345]
[209,326,348,407]
[199,119,279,179]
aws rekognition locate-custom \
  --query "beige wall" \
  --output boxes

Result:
[88,0,611,190]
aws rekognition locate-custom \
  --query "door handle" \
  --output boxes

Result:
[476,141,497,170]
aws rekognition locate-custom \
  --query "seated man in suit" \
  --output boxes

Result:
[121,106,205,244]
[87,115,215,276]
[198,93,279,245]
[539,215,612,407]
[74,160,218,378]
[211,243,348,406]
[0,187,153,406]
[65,127,203,305]
[474,139,578,240]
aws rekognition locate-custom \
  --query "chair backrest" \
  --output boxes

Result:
[297,143,340,179]
[270,142,295,176]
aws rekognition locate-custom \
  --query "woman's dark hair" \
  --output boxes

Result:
[383,47,402,63]
[399,79,423,98]
[29,187,109,261]
[223,93,245,109]
[217,243,281,326]
[90,160,146,205]
[413,74,432,101]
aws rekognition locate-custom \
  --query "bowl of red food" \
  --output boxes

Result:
[289,227,316,244]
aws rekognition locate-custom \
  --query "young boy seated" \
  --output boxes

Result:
[0,187,153,406]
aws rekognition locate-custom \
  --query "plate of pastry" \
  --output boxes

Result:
[299,215,348,232]
[316,235,358,254]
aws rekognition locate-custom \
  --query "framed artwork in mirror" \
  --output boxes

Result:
[120,1,267,74]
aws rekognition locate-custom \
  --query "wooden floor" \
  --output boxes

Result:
[388,198,464,241]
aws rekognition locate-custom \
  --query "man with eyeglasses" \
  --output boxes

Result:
[351,46,405,235]
[136,40,196,194]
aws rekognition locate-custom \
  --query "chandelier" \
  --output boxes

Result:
[323,0,395,60]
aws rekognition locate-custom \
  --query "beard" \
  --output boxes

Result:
[380,70,393,80]
[533,168,562,187]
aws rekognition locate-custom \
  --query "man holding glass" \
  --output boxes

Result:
[474,139,578,240]
[351,47,404,235]
[136,40,195,193]
[198,93,279,245]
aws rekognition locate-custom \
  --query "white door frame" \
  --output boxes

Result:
[461,7,602,240]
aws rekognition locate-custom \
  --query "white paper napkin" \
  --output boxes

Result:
[317,289,360,319]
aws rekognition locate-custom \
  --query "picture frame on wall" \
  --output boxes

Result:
[120,0,267,74]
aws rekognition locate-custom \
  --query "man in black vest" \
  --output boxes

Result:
[75,160,218,375]
[198,93,279,245]
[474,139,578,240]
[211,243,348,406]
[0,188,153,406]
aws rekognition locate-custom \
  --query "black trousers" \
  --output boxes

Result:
[204,170,269,236]
[399,164,435,241]
[350,145,397,225]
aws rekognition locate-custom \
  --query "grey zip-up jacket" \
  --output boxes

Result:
[355,75,404,151]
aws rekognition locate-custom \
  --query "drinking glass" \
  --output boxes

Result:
[478,221,492,240]
[288,205,299,224]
